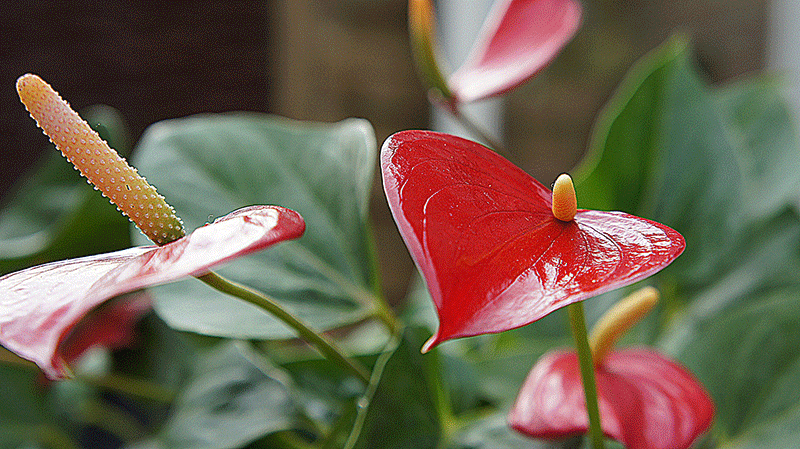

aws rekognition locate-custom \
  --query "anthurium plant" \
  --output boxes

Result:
[1,1,799,448]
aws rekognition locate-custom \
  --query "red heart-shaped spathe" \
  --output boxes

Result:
[508,348,715,449]
[448,0,582,103]
[0,205,304,379]
[381,131,684,350]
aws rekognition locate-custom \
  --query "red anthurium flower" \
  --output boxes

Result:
[0,205,305,379]
[381,131,685,351]
[508,348,715,449]
[410,0,582,103]
[509,287,713,449]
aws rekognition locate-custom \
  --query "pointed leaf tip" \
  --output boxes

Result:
[381,130,684,350]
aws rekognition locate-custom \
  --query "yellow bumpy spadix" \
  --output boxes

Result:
[588,286,659,365]
[17,74,184,245]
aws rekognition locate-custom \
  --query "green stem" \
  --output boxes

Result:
[0,347,175,404]
[567,302,605,449]
[343,335,400,449]
[196,271,371,384]
[436,98,506,154]
[78,372,175,403]
[370,296,403,336]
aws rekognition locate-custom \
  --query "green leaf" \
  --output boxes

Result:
[672,287,800,448]
[0,106,132,275]
[0,358,82,449]
[347,328,443,449]
[131,114,379,339]
[574,34,688,214]
[577,32,800,448]
[140,341,296,449]
[575,34,800,286]
[449,413,555,449]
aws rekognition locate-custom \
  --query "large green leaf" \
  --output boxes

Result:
[575,35,800,286]
[132,341,296,449]
[131,114,379,339]
[575,33,800,449]
[346,328,443,449]
[0,106,132,275]
[673,287,800,448]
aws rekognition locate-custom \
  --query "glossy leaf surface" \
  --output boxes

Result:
[0,205,304,379]
[448,0,582,103]
[132,114,379,339]
[509,348,714,449]
[381,130,684,350]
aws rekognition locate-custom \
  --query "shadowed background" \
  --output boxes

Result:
[0,0,768,303]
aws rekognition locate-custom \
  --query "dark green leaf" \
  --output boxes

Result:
[347,328,443,449]
[132,114,380,339]
[575,35,687,214]
[672,287,800,447]
[577,33,800,448]
[140,341,296,449]
[575,35,800,286]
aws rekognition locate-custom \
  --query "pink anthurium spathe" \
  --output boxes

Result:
[0,205,305,379]
[409,0,582,103]
[4,74,307,380]
[508,348,715,449]
[380,131,685,351]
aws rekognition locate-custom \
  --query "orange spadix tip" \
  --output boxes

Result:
[552,173,577,221]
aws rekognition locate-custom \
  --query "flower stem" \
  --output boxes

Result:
[431,95,506,154]
[0,347,175,403]
[567,302,605,449]
[196,271,371,384]
[449,104,505,154]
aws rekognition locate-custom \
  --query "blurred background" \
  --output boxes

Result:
[0,0,773,303]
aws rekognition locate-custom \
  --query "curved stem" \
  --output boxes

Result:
[567,302,604,449]
[434,96,506,153]
[196,271,371,384]
[78,372,175,403]
[0,347,175,403]
[370,296,403,336]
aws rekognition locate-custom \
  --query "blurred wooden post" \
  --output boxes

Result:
[768,0,800,117]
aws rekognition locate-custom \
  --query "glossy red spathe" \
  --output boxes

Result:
[448,0,582,103]
[509,348,715,449]
[381,131,684,351]
[0,205,304,379]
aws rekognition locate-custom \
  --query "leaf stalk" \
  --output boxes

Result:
[197,271,371,384]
